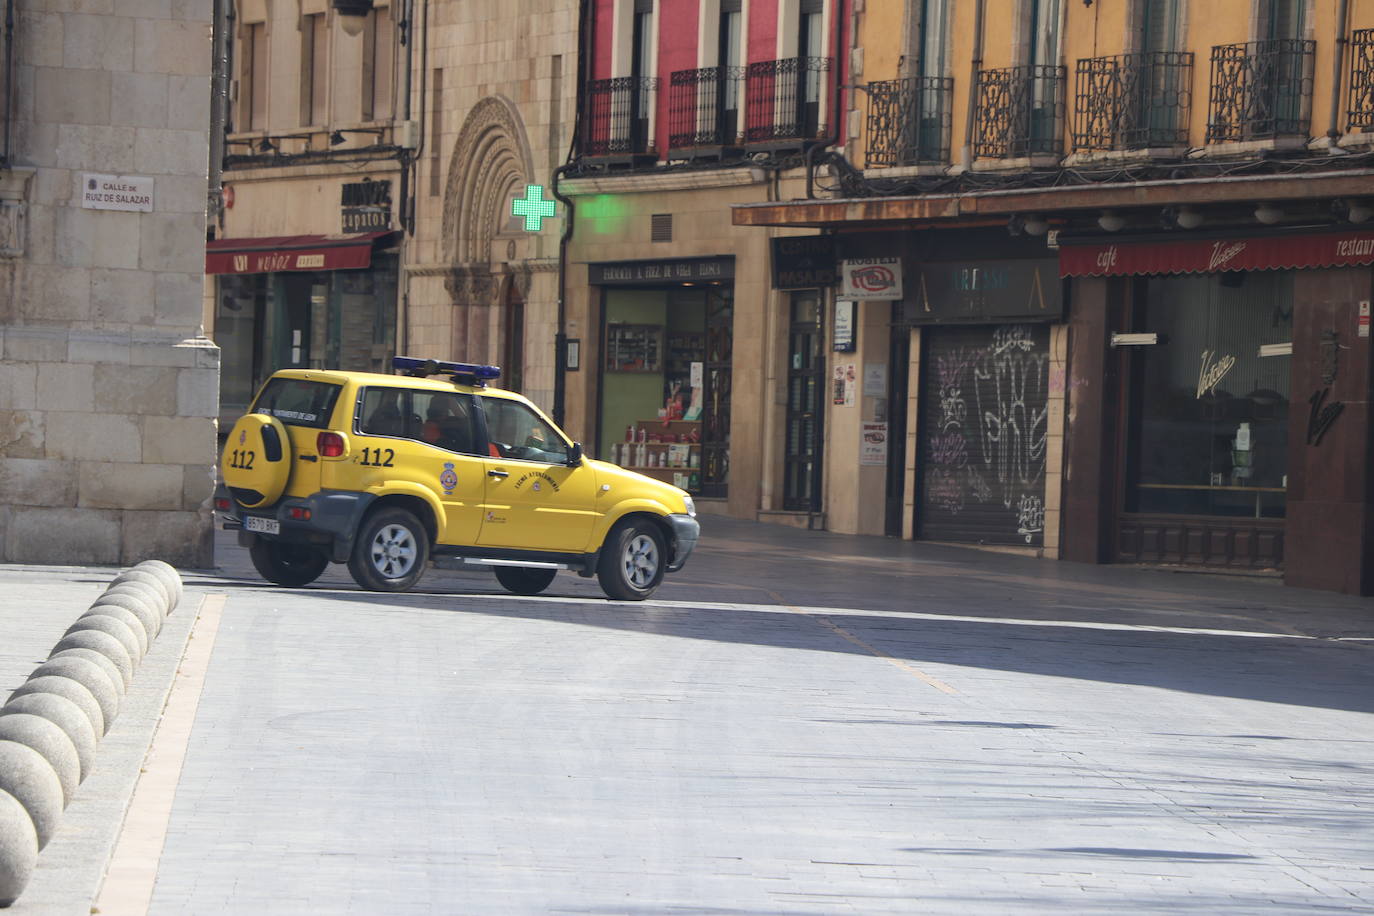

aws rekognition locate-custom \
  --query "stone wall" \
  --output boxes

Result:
[0,2,219,568]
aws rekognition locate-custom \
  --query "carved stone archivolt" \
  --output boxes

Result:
[441,96,536,272]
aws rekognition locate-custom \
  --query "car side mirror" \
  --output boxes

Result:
[566,442,584,467]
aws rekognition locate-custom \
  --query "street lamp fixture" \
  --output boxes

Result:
[332,0,372,36]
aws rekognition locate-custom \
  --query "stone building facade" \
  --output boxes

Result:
[0,1,219,568]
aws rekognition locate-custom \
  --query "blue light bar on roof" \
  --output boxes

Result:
[392,356,501,384]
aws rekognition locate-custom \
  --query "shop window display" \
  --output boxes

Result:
[599,287,731,496]
[1125,271,1292,519]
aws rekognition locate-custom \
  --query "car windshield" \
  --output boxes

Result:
[252,378,342,429]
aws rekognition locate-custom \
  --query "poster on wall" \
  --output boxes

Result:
[863,364,887,397]
[861,422,888,465]
[832,363,856,406]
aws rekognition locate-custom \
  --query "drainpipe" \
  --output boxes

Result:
[804,0,848,198]
[208,0,232,232]
[2,0,13,167]
[1328,0,1351,143]
[549,0,592,427]
[959,0,986,171]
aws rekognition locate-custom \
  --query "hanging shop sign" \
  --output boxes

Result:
[840,258,903,300]
[899,258,1063,326]
[772,236,838,289]
[1059,231,1374,277]
[833,299,856,352]
[341,179,392,233]
[589,256,735,286]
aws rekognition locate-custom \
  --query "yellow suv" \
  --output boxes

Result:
[217,357,699,600]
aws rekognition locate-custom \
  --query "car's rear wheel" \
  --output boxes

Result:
[596,520,666,601]
[348,507,429,592]
[493,566,558,596]
[248,539,329,587]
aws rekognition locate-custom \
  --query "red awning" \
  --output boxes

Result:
[205,231,392,275]
[1059,231,1374,278]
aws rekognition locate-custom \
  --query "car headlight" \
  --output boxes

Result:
[682,494,696,518]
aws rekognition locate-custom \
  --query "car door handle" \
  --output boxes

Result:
[488,469,509,479]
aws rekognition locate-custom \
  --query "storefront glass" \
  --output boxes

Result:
[1126,271,1293,519]
[598,286,732,496]
[216,256,398,422]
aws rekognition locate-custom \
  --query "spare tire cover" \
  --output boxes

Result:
[222,413,291,508]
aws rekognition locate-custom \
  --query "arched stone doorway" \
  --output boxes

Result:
[440,96,536,366]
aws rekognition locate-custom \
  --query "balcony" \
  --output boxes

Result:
[584,76,659,165]
[744,56,832,149]
[1207,39,1314,143]
[973,65,1067,161]
[668,66,746,160]
[1072,52,1193,153]
[864,76,953,168]
[1349,29,1374,133]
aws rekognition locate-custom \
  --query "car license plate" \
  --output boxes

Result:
[244,516,280,535]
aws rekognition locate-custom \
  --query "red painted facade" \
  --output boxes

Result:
[585,0,849,160]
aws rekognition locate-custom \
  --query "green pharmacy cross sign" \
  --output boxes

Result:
[512,184,556,232]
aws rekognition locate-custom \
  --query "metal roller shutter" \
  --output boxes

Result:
[918,324,1050,547]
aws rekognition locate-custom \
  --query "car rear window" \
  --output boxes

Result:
[251,378,342,429]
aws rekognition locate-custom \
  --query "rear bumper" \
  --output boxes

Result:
[666,513,700,572]
[222,489,376,563]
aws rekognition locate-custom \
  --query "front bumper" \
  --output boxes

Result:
[666,513,700,572]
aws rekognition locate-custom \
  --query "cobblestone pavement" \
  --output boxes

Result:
[3,516,1374,914]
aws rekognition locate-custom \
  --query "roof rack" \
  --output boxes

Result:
[392,356,502,388]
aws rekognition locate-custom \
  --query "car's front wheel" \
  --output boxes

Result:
[493,566,558,596]
[348,507,430,592]
[596,519,666,601]
[249,539,329,587]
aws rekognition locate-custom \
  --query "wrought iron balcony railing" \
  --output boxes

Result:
[974,65,1066,159]
[1207,39,1314,143]
[584,76,659,158]
[744,56,832,145]
[1072,51,1193,152]
[668,65,746,153]
[1349,29,1374,133]
[864,76,953,168]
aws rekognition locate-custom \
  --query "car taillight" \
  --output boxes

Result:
[288,506,312,520]
[214,496,231,511]
[317,431,345,457]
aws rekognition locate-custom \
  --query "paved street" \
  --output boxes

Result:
[5,517,1374,914]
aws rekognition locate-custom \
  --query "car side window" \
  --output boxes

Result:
[358,388,414,438]
[414,391,480,455]
[358,388,480,455]
[481,397,570,464]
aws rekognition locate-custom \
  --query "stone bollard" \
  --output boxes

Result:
[66,611,147,661]
[90,593,162,638]
[0,697,97,784]
[49,647,128,693]
[84,604,157,650]
[7,677,105,738]
[0,742,64,850]
[136,560,183,610]
[49,630,135,686]
[0,789,37,908]
[26,659,120,733]
[107,569,174,613]
[101,580,169,618]
[0,560,184,907]
[0,716,79,807]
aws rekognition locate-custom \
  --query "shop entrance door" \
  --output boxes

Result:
[783,293,824,511]
[917,324,1050,546]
